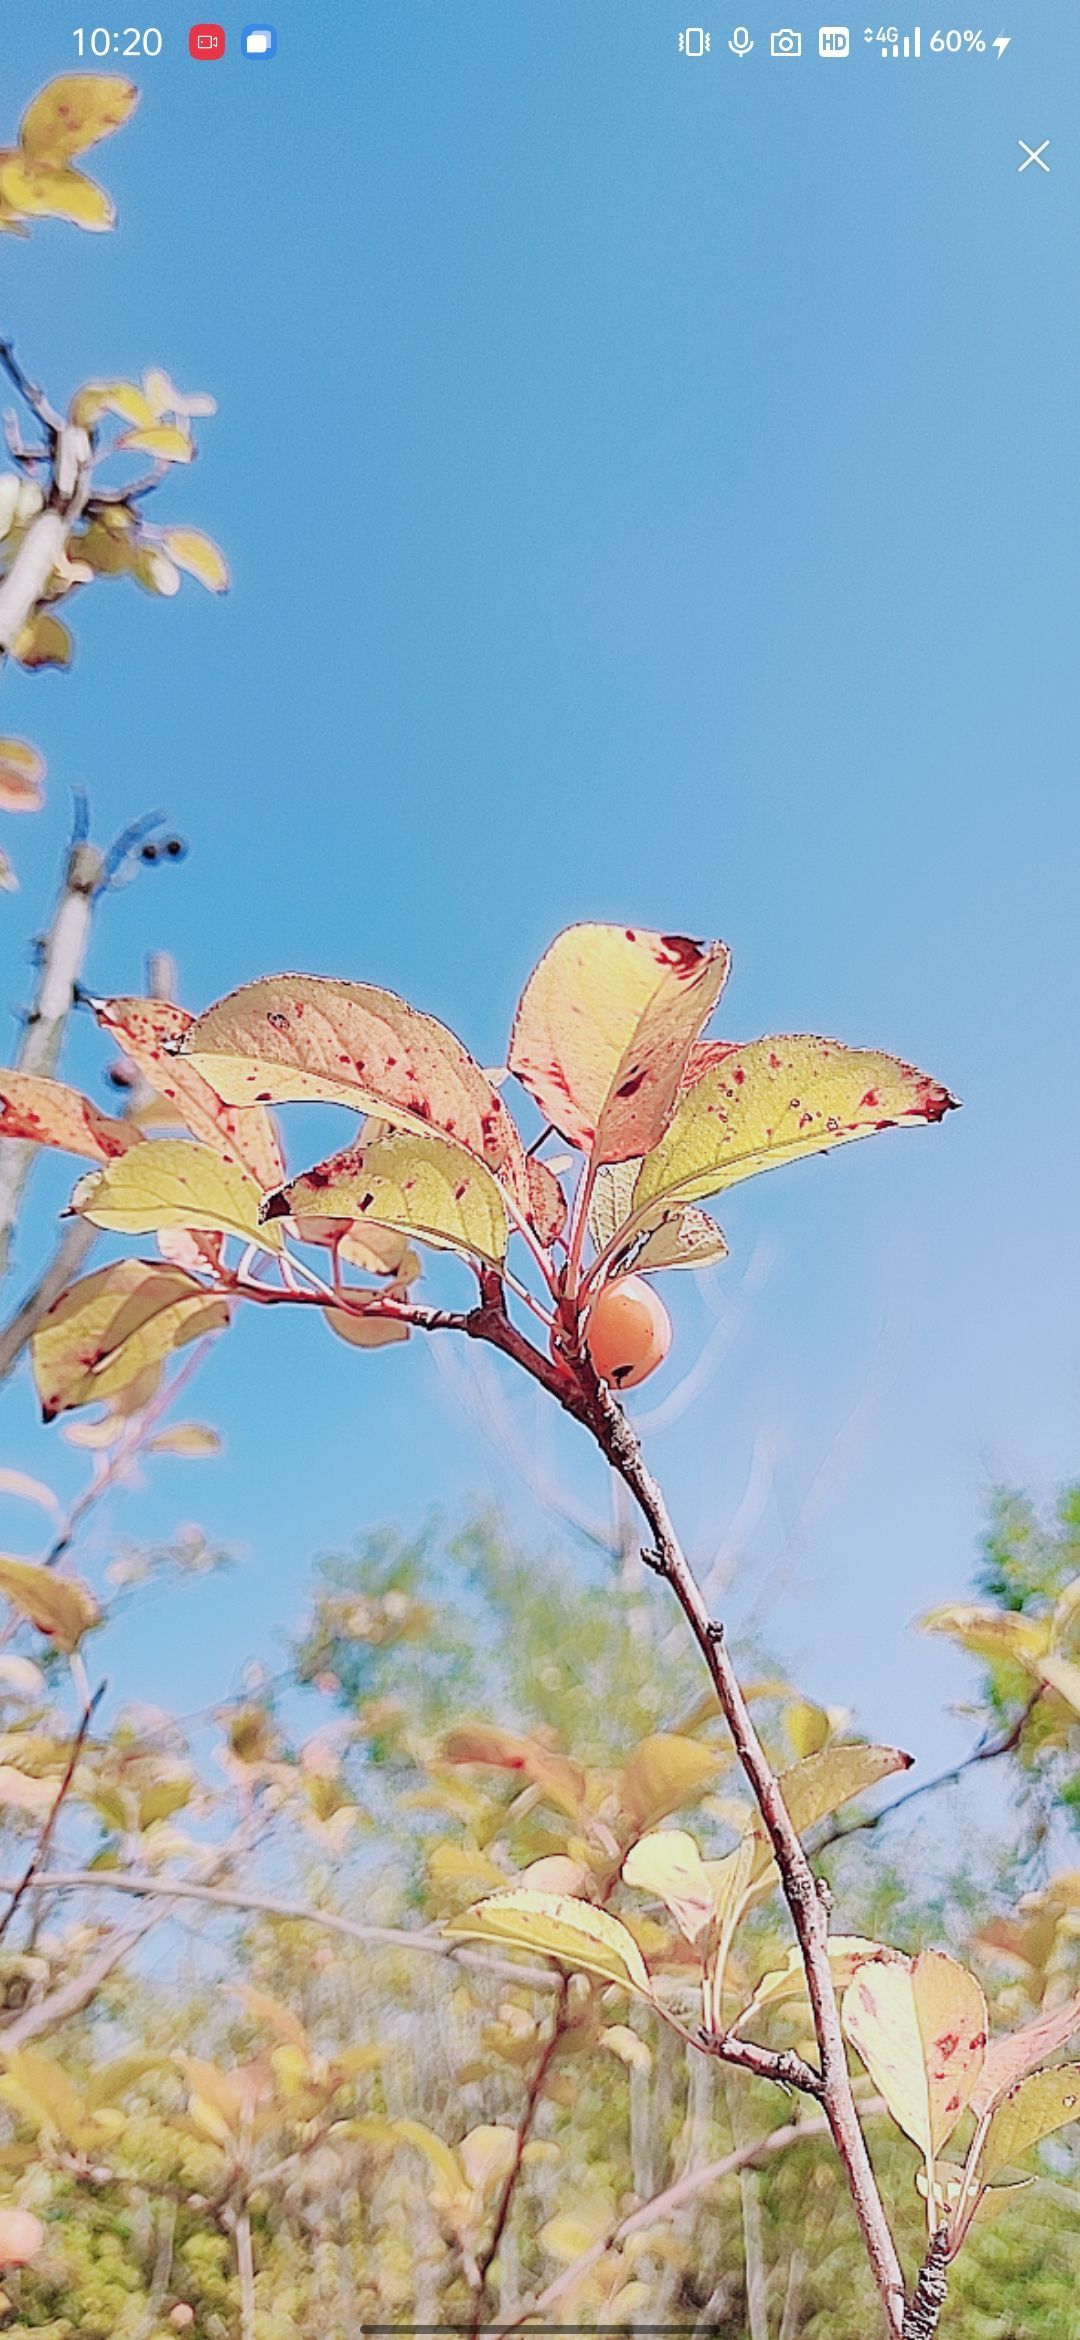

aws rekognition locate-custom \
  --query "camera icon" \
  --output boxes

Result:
[770,27,803,54]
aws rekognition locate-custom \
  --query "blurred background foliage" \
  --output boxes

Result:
[0,1493,1072,2338]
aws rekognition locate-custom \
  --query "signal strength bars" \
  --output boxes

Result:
[880,25,921,54]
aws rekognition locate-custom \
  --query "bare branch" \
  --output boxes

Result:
[0,1678,104,1943]
[902,2229,950,2340]
[579,1379,906,2337]
[0,1867,563,1993]
[0,828,104,1282]
[816,1689,1045,1853]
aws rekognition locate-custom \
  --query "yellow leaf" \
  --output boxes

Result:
[0,1556,99,1651]
[458,2123,518,2198]
[324,1302,409,1350]
[92,998,283,1191]
[621,1829,716,1945]
[0,1766,60,1815]
[337,1221,417,1279]
[0,156,112,230]
[159,528,229,593]
[0,1470,64,1528]
[267,1130,510,1267]
[539,2196,614,2260]
[976,2063,1080,2185]
[784,1700,834,1760]
[70,379,156,430]
[182,974,533,1214]
[620,1733,719,1830]
[600,2024,652,2073]
[0,740,44,813]
[132,547,180,597]
[509,923,731,1161]
[918,1604,1051,1669]
[10,613,73,669]
[0,2049,88,2143]
[970,1992,1080,2118]
[1035,1654,1080,1715]
[115,424,194,463]
[74,1139,281,1250]
[843,1950,987,2159]
[748,1742,912,1882]
[630,1036,957,1232]
[735,1937,901,2031]
[144,1422,222,1458]
[32,1260,229,1419]
[393,2118,468,2217]
[0,1070,136,1162]
[445,1889,653,1996]
[19,74,138,165]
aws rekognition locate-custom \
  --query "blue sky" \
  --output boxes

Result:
[0,3,1075,1787]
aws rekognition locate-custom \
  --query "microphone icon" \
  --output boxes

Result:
[729,25,754,51]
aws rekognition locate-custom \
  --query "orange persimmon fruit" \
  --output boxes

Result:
[585,1275,672,1389]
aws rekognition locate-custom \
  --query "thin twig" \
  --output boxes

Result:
[494,2110,834,2334]
[471,1977,574,2326]
[0,1678,104,1944]
[0,1867,563,1992]
[816,1690,1044,1853]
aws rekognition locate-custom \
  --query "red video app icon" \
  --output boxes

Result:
[189,23,226,58]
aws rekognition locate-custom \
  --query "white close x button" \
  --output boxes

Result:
[1018,139,1051,174]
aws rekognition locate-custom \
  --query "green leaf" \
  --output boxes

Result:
[976,2063,1080,2185]
[73,1139,281,1250]
[32,1260,229,1419]
[734,1938,902,2032]
[445,1889,653,1996]
[630,1036,956,1231]
[265,1130,510,1267]
[747,1742,912,1882]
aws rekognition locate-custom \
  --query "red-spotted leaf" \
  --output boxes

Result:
[19,74,138,166]
[843,1950,987,2159]
[32,1260,229,1420]
[92,999,283,1192]
[628,1036,957,1238]
[970,1992,1080,2119]
[0,1071,137,1162]
[264,1130,510,1267]
[181,975,532,1215]
[508,924,731,1161]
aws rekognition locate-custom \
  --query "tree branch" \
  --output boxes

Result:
[0,1867,563,1992]
[0,826,104,1281]
[816,1690,1045,1853]
[577,1378,905,2336]
[901,2228,950,2340]
[495,2110,834,2334]
[471,1976,574,2327]
[0,1678,104,1943]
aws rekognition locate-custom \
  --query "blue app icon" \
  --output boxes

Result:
[242,24,277,56]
